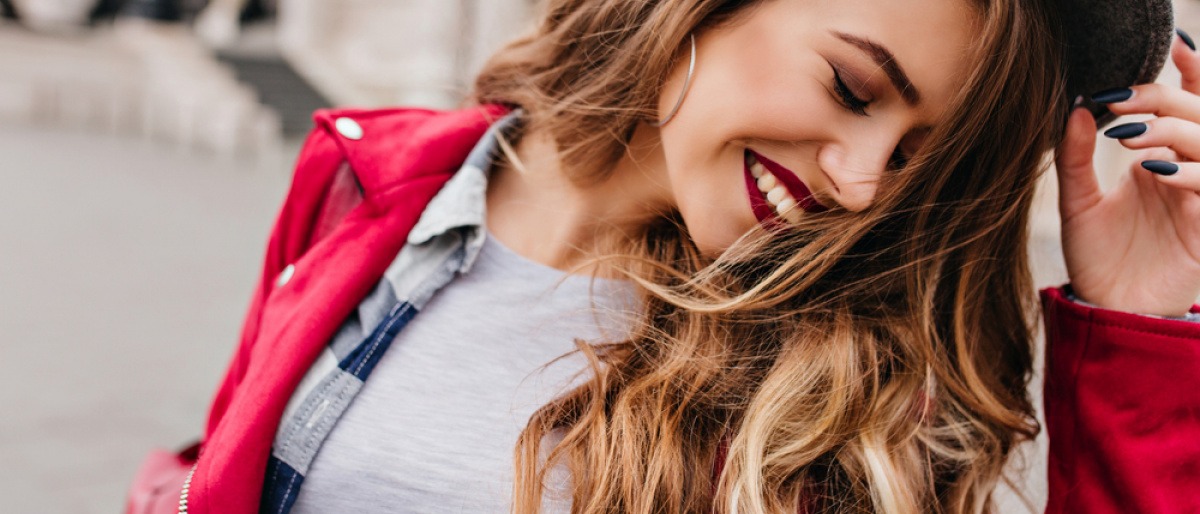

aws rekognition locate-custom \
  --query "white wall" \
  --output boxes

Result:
[278,0,536,108]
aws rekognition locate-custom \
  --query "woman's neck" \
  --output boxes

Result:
[484,125,672,275]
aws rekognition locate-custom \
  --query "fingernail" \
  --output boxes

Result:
[1103,122,1148,139]
[1091,87,1134,104]
[1178,28,1196,51]
[1142,160,1179,175]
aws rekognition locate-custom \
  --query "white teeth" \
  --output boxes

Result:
[747,151,805,223]
[780,206,802,224]
[750,162,766,178]
[756,173,777,192]
[766,184,801,224]
[777,196,803,224]
[766,186,789,206]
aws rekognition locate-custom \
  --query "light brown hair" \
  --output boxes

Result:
[471,0,1068,512]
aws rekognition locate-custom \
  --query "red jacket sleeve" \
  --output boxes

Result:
[201,123,361,441]
[1041,286,1200,513]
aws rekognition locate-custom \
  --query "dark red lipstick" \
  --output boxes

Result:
[743,160,782,227]
[747,150,829,214]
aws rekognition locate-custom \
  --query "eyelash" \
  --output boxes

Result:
[828,64,910,169]
[832,68,871,116]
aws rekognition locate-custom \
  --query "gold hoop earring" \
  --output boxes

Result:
[653,34,697,127]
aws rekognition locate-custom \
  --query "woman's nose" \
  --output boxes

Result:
[815,139,893,212]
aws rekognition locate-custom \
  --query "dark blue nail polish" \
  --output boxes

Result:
[1103,122,1148,139]
[1142,160,1180,175]
[1091,87,1134,104]
[1179,28,1196,51]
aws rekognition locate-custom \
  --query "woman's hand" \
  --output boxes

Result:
[1056,35,1200,317]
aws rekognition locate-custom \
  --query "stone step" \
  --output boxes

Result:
[215,23,329,138]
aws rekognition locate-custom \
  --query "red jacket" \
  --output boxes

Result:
[128,105,1200,514]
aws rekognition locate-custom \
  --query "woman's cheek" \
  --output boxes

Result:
[674,161,760,255]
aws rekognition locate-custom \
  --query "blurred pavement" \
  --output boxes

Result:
[0,122,295,513]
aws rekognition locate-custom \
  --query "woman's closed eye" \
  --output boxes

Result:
[830,64,872,116]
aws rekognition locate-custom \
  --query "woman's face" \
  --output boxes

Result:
[651,0,980,254]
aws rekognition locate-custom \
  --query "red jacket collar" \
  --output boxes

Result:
[311,104,511,200]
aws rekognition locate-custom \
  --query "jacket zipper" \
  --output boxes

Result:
[178,462,198,514]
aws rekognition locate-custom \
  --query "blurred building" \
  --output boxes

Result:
[278,0,535,108]
[0,0,535,155]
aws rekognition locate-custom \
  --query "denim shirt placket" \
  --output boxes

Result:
[258,112,522,514]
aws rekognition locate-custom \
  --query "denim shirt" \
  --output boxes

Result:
[260,111,524,514]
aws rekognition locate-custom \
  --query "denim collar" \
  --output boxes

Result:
[405,110,523,273]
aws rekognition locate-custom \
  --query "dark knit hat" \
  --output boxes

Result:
[1061,0,1176,127]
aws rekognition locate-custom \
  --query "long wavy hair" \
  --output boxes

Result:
[470,0,1068,512]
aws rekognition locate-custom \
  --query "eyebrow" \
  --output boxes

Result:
[834,31,921,106]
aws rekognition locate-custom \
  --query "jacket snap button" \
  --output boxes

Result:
[276,264,296,287]
[334,117,363,140]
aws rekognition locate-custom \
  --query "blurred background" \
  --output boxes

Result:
[0,1,1193,512]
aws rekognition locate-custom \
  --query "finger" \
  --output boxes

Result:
[1093,83,1200,122]
[1056,107,1103,219]
[1173,29,1200,94]
[1137,159,1200,192]
[1138,146,1181,164]
[1102,116,1200,161]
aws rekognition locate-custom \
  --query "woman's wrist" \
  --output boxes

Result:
[1062,284,1200,322]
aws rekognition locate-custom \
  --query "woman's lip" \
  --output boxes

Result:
[744,161,783,227]
[748,150,829,213]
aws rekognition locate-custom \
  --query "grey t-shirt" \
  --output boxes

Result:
[291,232,636,513]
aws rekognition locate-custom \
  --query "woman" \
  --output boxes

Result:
[128,0,1200,513]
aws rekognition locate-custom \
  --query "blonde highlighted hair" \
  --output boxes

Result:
[471,0,1067,512]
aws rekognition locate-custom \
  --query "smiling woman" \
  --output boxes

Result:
[474,0,1066,511]
[128,0,1200,513]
